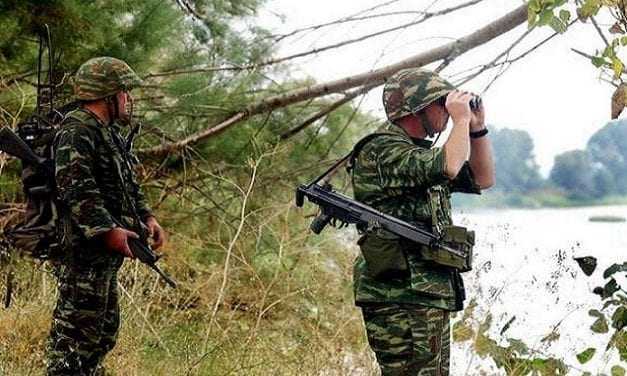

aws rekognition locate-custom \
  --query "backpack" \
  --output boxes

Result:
[1,102,78,260]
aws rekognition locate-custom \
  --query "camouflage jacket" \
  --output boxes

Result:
[351,122,480,311]
[54,109,152,244]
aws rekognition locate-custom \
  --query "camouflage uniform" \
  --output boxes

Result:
[351,69,480,375]
[46,57,151,376]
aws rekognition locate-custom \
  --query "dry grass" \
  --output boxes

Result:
[0,148,382,375]
[0,205,377,375]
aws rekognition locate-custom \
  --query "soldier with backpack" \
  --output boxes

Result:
[46,57,166,376]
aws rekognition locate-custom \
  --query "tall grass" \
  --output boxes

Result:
[0,147,379,375]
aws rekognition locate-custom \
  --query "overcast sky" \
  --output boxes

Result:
[257,0,621,176]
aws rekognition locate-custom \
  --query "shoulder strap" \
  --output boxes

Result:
[308,132,395,186]
[346,132,396,173]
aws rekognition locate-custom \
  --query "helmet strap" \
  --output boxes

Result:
[432,132,442,147]
[127,94,134,126]
[418,111,436,138]
[103,96,118,125]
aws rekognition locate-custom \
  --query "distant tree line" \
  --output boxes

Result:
[490,120,627,201]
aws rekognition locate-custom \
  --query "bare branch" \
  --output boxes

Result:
[146,0,484,78]
[454,21,574,92]
[571,47,595,60]
[454,26,535,86]
[269,0,405,42]
[140,4,529,157]
[279,84,377,140]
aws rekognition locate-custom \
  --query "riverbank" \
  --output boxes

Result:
[453,190,627,209]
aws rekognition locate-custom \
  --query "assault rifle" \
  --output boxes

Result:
[296,183,464,259]
[295,155,466,259]
[113,218,177,289]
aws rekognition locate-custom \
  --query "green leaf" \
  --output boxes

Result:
[613,58,624,79]
[603,278,621,298]
[528,0,542,13]
[576,347,596,364]
[589,309,609,333]
[613,38,621,48]
[592,56,606,67]
[474,333,497,357]
[612,365,626,376]
[538,9,555,26]
[478,313,492,334]
[559,9,571,23]
[579,0,601,18]
[603,262,627,279]
[612,306,627,330]
[618,331,627,361]
[549,16,567,33]
[603,45,616,58]
[452,320,474,342]
[528,10,538,27]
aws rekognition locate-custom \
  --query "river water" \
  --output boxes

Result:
[452,205,627,375]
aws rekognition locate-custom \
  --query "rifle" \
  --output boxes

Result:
[109,129,178,289]
[113,218,177,288]
[295,151,468,261]
[128,237,177,288]
[296,183,465,259]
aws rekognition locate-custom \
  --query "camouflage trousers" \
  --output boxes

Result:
[46,258,122,376]
[361,304,450,376]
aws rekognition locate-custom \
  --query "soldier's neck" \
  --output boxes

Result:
[82,102,111,126]
[397,116,427,139]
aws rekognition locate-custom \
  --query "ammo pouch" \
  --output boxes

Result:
[357,228,408,279]
[419,225,474,272]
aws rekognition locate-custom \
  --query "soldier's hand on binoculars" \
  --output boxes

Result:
[445,90,473,123]
[469,95,485,132]
[102,227,139,258]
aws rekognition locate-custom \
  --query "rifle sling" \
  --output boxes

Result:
[309,132,394,186]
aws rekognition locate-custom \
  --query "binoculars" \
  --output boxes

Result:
[435,94,482,112]
[469,96,482,112]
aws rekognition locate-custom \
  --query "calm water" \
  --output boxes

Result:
[452,205,627,375]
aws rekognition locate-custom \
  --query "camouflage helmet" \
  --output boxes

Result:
[73,57,143,100]
[382,68,455,122]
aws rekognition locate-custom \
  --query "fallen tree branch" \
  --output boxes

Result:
[279,84,377,140]
[140,4,529,157]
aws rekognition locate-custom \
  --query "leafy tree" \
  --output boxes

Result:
[490,127,543,193]
[549,150,597,199]
[587,119,627,193]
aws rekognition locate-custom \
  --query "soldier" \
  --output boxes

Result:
[350,68,494,375]
[46,57,166,375]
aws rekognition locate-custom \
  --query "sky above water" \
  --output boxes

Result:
[258,0,622,176]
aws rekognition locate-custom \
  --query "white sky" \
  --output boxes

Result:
[257,0,622,176]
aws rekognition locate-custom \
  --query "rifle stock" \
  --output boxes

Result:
[0,127,45,166]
